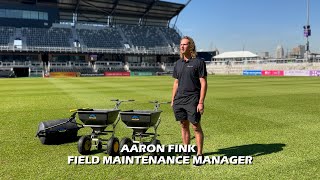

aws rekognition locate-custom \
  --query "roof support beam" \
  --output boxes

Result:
[58,0,186,25]
[172,0,190,28]
[74,0,80,14]
[139,0,158,25]
[80,0,111,14]
[109,0,120,16]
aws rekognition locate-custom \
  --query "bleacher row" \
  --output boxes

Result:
[0,25,181,49]
[49,66,129,74]
[78,28,123,49]
[0,59,173,76]
[129,67,164,72]
[0,27,15,46]
[96,67,126,73]
[22,28,71,47]
[43,60,171,74]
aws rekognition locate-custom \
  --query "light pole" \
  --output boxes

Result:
[304,0,311,61]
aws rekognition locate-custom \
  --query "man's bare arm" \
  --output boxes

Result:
[171,79,179,106]
[197,77,207,114]
[199,77,207,104]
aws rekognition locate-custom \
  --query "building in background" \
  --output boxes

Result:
[259,52,270,59]
[197,49,219,62]
[213,51,259,62]
[289,45,305,59]
[276,45,284,59]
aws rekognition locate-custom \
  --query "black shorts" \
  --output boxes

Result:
[173,103,201,124]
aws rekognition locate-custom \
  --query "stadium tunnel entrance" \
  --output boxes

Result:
[13,67,29,77]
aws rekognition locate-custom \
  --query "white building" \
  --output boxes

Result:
[259,52,270,59]
[276,45,284,59]
[213,51,259,62]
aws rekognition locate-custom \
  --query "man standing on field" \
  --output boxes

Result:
[171,36,207,162]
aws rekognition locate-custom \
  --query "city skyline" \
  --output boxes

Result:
[167,0,320,55]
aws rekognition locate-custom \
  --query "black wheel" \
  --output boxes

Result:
[150,139,161,156]
[97,140,103,151]
[106,137,120,156]
[78,135,92,155]
[119,137,133,156]
[39,136,49,145]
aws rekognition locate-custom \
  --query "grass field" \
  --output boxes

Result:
[1,75,320,179]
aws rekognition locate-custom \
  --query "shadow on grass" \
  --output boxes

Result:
[204,143,286,157]
[37,136,81,145]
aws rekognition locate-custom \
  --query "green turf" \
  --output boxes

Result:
[1,76,320,179]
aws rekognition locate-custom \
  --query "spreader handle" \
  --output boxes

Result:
[162,102,171,104]
[149,100,159,103]
[70,108,92,112]
[111,99,134,102]
[149,101,170,104]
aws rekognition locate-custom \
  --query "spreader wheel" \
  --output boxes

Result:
[119,137,133,156]
[150,139,161,156]
[106,137,120,156]
[97,139,103,151]
[78,135,92,155]
[39,136,49,145]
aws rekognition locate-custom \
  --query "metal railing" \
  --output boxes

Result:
[0,45,179,55]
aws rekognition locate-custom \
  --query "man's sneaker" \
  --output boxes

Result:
[192,155,204,167]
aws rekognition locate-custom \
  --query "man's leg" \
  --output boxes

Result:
[192,122,204,155]
[180,120,190,145]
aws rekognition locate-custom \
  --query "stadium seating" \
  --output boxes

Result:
[120,25,168,48]
[159,27,181,46]
[97,67,126,73]
[127,62,164,72]
[0,24,183,77]
[0,26,15,46]
[49,66,94,74]
[0,25,181,52]
[21,27,72,47]
[77,28,124,48]
[129,67,164,72]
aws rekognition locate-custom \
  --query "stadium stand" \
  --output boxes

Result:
[0,0,187,77]
[129,67,164,72]
[49,66,94,74]
[0,24,181,51]
[21,27,72,47]
[120,25,168,48]
[0,26,15,46]
[94,61,126,73]
[77,27,124,49]
[97,67,126,73]
[6,0,319,78]
[160,27,181,46]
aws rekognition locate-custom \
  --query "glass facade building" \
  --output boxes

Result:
[0,9,48,21]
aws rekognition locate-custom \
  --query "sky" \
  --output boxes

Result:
[166,0,320,56]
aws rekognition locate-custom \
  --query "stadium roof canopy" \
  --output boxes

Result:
[214,51,259,59]
[56,0,186,25]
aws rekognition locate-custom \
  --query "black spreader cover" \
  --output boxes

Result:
[77,109,120,125]
[120,110,162,127]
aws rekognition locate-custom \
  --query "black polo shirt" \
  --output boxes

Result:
[172,58,207,105]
